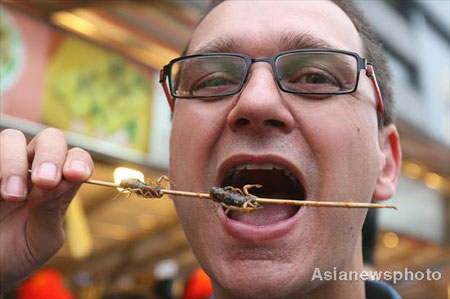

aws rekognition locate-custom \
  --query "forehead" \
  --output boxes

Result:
[189,0,364,56]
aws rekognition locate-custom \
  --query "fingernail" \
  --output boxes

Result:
[38,162,57,181]
[69,160,88,175]
[5,175,25,198]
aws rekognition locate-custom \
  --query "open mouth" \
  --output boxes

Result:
[221,163,306,226]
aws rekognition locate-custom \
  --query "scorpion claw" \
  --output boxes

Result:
[242,184,263,196]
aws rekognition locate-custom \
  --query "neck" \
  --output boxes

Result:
[304,234,365,299]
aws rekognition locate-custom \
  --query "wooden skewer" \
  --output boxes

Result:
[27,170,396,209]
[91,178,397,210]
[84,179,119,188]
[158,189,397,210]
[159,189,211,199]
[255,197,397,209]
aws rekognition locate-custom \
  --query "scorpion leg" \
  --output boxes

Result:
[242,185,264,211]
[242,201,249,209]
[224,186,244,195]
[112,191,125,201]
[156,175,175,188]
[113,189,134,200]
[221,203,231,215]
[125,189,136,198]
[220,203,245,215]
[248,202,259,208]
[240,201,260,213]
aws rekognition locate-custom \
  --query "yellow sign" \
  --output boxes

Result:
[43,36,151,152]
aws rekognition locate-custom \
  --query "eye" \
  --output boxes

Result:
[191,73,240,96]
[299,74,335,85]
[281,67,342,93]
[196,77,232,88]
[287,69,339,86]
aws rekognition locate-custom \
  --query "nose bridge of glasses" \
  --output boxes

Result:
[251,57,274,68]
[248,57,278,79]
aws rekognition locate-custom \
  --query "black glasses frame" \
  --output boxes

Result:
[159,49,385,117]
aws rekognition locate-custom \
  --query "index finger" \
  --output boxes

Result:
[0,129,28,201]
[28,128,68,189]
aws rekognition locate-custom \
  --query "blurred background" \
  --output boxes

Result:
[0,0,448,298]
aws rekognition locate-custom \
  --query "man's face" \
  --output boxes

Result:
[169,1,384,297]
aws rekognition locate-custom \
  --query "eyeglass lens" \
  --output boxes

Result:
[276,52,358,93]
[171,56,246,97]
[170,52,358,98]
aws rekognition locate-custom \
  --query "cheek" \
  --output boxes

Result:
[291,98,380,200]
[169,100,230,190]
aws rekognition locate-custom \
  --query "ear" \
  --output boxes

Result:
[373,124,402,201]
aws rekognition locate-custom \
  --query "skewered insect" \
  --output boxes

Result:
[118,175,172,199]
[210,184,263,214]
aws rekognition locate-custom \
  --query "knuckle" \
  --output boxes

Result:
[68,147,88,157]
[68,147,93,163]
[4,155,27,166]
[1,157,28,174]
[34,129,68,160]
[38,128,66,141]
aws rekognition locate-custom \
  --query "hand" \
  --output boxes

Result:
[0,128,93,292]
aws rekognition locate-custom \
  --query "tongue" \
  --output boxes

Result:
[227,188,301,226]
[226,169,304,225]
[229,204,298,226]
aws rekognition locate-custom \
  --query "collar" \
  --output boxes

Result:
[365,280,401,299]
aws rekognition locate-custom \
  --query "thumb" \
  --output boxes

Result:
[25,180,81,261]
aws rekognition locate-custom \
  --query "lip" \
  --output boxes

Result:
[215,154,308,242]
[217,204,305,242]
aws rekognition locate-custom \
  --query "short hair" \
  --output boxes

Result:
[183,0,395,127]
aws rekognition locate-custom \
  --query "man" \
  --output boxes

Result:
[0,0,402,298]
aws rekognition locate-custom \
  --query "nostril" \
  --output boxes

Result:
[263,119,285,128]
[236,118,250,126]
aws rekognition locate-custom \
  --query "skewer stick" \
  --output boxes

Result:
[81,180,400,209]
[255,197,397,209]
[85,179,119,188]
[27,170,396,209]
[142,185,397,210]
[83,179,210,199]
[85,180,397,209]
[160,189,211,199]
[159,189,396,209]
[162,189,397,209]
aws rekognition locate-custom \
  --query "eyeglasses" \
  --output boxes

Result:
[159,49,385,118]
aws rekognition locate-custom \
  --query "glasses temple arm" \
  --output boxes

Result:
[365,63,385,119]
[159,69,175,111]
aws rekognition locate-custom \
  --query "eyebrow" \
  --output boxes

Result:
[191,36,244,54]
[278,32,336,51]
[190,32,337,55]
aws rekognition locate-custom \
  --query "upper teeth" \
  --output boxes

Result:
[228,163,299,185]
[234,163,283,171]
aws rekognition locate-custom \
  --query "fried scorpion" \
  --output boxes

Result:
[119,176,172,198]
[210,184,263,214]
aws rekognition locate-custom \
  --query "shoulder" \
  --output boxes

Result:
[365,280,401,299]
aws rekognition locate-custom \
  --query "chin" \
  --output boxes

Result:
[212,264,319,299]
[203,246,328,299]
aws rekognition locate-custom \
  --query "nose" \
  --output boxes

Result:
[227,63,295,133]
